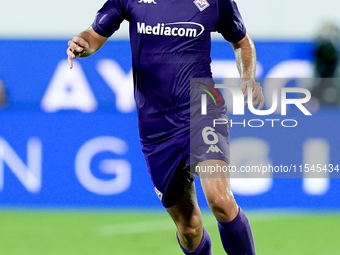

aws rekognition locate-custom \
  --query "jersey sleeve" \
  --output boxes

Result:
[91,0,127,38]
[214,0,246,42]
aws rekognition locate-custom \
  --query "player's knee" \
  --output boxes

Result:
[177,214,202,240]
[206,195,237,221]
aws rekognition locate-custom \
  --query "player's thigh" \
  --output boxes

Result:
[166,181,202,229]
[198,159,238,221]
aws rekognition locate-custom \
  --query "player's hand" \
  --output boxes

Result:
[67,36,89,69]
[240,79,265,110]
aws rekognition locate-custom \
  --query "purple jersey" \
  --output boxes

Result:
[92,0,246,143]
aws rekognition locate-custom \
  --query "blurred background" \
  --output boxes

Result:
[0,0,340,254]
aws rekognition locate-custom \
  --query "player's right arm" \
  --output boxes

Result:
[67,27,108,69]
[67,0,127,68]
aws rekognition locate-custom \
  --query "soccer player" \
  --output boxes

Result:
[67,0,264,254]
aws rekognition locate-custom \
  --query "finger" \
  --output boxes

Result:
[66,47,75,69]
[67,47,76,58]
[257,95,265,110]
[251,85,264,109]
[243,81,258,106]
[252,85,261,102]
[68,55,73,69]
[252,95,261,108]
[69,41,84,53]
[67,41,78,54]
[249,88,261,108]
[73,36,89,50]
[251,86,262,107]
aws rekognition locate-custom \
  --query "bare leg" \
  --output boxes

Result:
[198,159,238,222]
[198,159,256,255]
[166,182,203,250]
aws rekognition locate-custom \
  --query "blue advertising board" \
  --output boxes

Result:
[0,40,339,209]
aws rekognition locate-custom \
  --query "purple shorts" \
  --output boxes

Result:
[141,110,230,208]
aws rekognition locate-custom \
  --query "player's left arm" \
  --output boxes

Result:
[231,34,265,109]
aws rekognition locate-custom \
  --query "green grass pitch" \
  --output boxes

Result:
[0,210,339,255]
